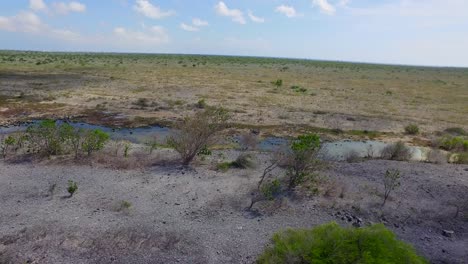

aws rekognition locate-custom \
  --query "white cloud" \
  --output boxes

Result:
[29,0,48,12]
[0,11,44,33]
[133,0,174,19]
[275,5,299,18]
[215,2,246,24]
[180,23,199,32]
[0,11,80,41]
[113,25,169,44]
[248,10,265,23]
[192,18,209,27]
[53,1,86,15]
[312,0,336,15]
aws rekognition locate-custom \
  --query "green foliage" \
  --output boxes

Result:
[26,120,70,156]
[1,135,16,158]
[257,222,427,264]
[261,179,282,200]
[197,145,212,156]
[437,135,468,152]
[272,79,283,88]
[286,134,322,189]
[121,200,132,208]
[82,129,110,156]
[67,180,78,197]
[196,98,207,109]
[123,142,131,158]
[216,161,232,172]
[144,137,158,154]
[404,124,420,135]
[291,85,307,93]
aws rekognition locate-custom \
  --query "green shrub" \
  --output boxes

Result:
[67,180,78,197]
[404,124,419,135]
[257,222,427,264]
[272,79,283,88]
[196,98,207,109]
[197,145,212,156]
[26,120,68,156]
[1,135,16,158]
[285,134,322,189]
[261,179,282,200]
[216,161,232,172]
[82,129,110,156]
[437,136,468,152]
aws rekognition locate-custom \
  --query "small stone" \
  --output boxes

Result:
[442,230,454,238]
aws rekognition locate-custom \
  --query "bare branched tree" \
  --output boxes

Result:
[382,169,401,207]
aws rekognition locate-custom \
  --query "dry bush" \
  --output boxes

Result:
[231,153,256,169]
[239,132,259,151]
[381,141,412,161]
[345,150,361,163]
[167,107,230,165]
[93,150,155,170]
[426,149,447,164]
[322,179,347,199]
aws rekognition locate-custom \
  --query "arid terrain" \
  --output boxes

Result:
[0,150,467,264]
[1,51,467,134]
[1,51,468,264]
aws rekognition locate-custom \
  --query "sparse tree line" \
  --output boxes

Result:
[1,120,109,159]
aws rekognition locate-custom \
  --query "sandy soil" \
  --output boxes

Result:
[0,149,467,264]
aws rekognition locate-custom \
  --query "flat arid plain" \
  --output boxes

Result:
[1,51,468,263]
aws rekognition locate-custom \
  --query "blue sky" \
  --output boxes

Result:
[1,0,468,67]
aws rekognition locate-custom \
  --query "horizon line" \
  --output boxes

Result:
[1,49,467,70]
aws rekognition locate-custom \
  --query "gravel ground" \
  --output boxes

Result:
[0,150,467,264]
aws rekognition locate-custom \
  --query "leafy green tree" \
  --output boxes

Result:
[26,120,66,156]
[286,134,321,189]
[258,222,427,264]
[82,129,110,156]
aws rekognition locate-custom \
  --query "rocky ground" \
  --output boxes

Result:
[0,149,467,264]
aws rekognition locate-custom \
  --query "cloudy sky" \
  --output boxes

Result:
[1,0,467,67]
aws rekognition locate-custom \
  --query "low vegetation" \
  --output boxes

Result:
[0,120,110,160]
[405,124,420,135]
[257,222,427,264]
[67,180,78,198]
[167,107,230,165]
[381,141,412,161]
[382,169,401,207]
[248,134,324,211]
